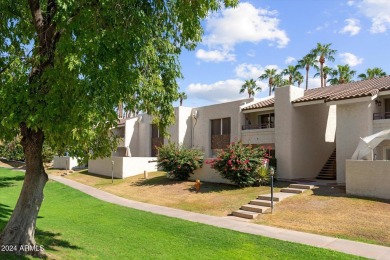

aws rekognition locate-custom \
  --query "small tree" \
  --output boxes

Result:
[157,143,203,181]
[207,142,267,187]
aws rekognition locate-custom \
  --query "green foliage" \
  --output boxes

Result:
[42,144,55,163]
[157,143,203,180]
[0,141,24,161]
[208,142,267,187]
[258,166,271,186]
[0,139,55,163]
[0,0,239,162]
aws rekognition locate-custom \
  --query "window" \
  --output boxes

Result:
[211,118,231,135]
[257,113,275,128]
[210,117,231,153]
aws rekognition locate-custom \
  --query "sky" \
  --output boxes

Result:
[174,0,390,107]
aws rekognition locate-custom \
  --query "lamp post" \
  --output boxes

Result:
[269,167,275,214]
[111,160,114,184]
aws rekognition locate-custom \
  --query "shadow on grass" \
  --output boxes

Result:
[311,185,390,203]
[35,230,81,252]
[0,175,25,188]
[0,203,81,258]
[134,174,290,193]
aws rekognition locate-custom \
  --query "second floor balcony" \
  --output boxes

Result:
[242,123,275,130]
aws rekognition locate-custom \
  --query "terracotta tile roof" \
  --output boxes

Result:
[242,97,275,111]
[292,76,390,104]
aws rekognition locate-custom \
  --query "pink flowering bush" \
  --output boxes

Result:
[207,142,268,187]
[157,142,203,180]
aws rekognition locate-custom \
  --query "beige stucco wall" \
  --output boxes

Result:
[189,161,234,185]
[336,101,373,183]
[275,86,336,180]
[88,156,157,179]
[373,119,390,133]
[167,106,193,147]
[241,128,275,145]
[346,160,390,200]
[192,98,253,157]
[53,156,80,170]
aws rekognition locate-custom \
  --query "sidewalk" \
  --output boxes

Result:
[49,175,390,259]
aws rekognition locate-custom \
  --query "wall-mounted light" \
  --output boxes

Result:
[375,100,382,107]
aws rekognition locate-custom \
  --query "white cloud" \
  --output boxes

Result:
[340,18,361,36]
[195,49,235,62]
[187,79,245,103]
[235,63,280,79]
[347,1,355,6]
[203,2,289,49]
[339,52,363,67]
[359,0,390,33]
[308,77,321,89]
[187,78,267,103]
[284,56,296,64]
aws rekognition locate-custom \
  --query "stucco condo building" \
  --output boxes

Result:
[108,76,390,184]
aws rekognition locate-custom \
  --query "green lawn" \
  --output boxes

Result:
[0,168,364,259]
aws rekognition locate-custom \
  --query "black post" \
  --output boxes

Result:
[111,160,114,184]
[270,167,275,214]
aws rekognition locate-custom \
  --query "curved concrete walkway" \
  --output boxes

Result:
[49,175,390,259]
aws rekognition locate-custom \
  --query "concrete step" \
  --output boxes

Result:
[289,184,315,190]
[232,210,259,219]
[258,192,296,202]
[280,188,305,194]
[241,204,270,214]
[250,199,273,207]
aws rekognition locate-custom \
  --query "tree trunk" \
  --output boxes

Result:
[305,66,309,90]
[0,125,47,257]
[320,62,324,88]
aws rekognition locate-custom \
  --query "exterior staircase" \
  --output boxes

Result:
[232,184,316,219]
[316,149,336,180]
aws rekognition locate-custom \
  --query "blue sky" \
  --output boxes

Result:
[175,0,390,107]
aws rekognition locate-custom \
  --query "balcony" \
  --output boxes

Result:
[373,112,390,120]
[242,123,274,130]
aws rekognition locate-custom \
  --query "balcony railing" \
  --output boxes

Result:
[373,112,390,120]
[242,123,274,130]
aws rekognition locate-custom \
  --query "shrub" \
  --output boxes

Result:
[0,141,24,161]
[207,142,267,187]
[157,143,203,181]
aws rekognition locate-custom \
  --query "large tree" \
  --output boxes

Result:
[328,64,356,85]
[297,53,318,90]
[239,79,260,98]
[294,72,304,88]
[314,66,332,87]
[259,68,278,96]
[0,0,238,256]
[310,43,337,88]
[358,67,387,80]
[281,65,300,85]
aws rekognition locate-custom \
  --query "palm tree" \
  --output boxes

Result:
[328,64,356,85]
[310,43,337,88]
[358,67,387,80]
[294,72,304,88]
[178,92,187,106]
[281,65,300,85]
[314,66,333,87]
[297,53,318,90]
[240,79,260,98]
[272,73,289,89]
[259,68,278,96]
